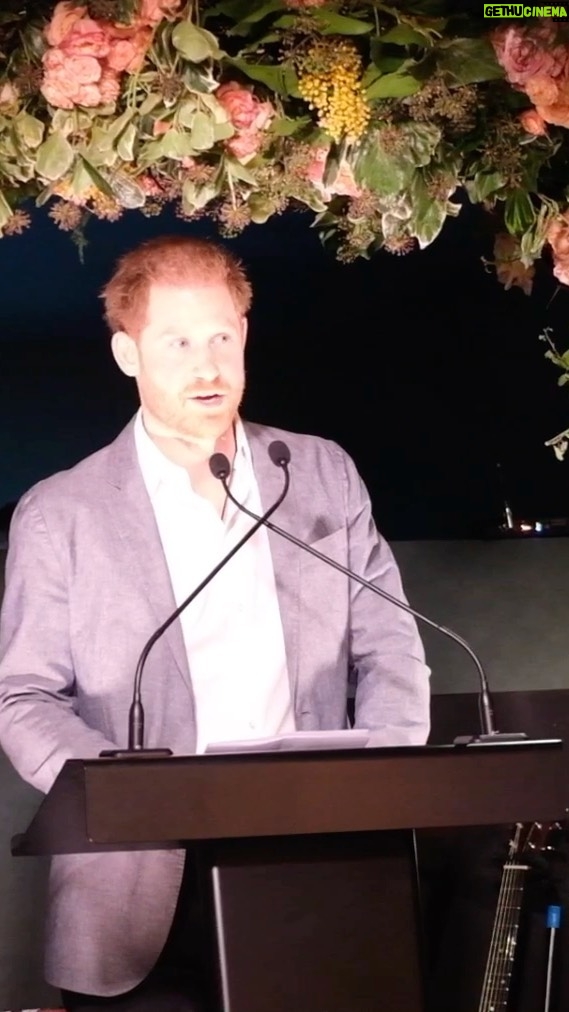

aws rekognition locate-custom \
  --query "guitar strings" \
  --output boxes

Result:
[479,841,528,1011]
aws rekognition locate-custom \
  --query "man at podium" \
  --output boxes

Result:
[0,236,430,1011]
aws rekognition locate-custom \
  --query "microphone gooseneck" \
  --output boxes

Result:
[102,453,290,758]
[213,441,526,746]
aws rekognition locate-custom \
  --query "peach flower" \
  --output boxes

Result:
[45,2,86,47]
[535,91,569,128]
[493,233,535,296]
[216,81,273,133]
[0,82,19,107]
[226,129,264,160]
[107,26,153,73]
[491,22,567,88]
[519,108,547,136]
[138,0,183,25]
[304,146,361,201]
[547,214,569,285]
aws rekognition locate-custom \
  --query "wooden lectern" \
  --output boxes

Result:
[13,741,566,1012]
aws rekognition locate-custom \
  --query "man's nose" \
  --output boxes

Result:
[190,347,220,381]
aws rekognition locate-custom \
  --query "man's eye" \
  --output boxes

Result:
[173,337,189,349]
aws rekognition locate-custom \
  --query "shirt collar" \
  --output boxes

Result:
[134,408,251,500]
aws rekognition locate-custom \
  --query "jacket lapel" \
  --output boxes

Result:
[246,423,301,709]
[102,420,191,689]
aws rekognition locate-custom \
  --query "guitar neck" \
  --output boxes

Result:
[478,860,529,1012]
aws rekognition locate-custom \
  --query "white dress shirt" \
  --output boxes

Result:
[134,411,295,751]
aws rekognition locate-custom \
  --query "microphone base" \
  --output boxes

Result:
[453,731,528,746]
[99,748,173,758]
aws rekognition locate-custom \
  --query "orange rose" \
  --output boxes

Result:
[519,108,547,135]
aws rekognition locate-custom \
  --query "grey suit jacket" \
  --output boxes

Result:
[0,418,429,995]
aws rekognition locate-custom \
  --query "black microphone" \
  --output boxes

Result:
[210,442,526,746]
[100,457,290,759]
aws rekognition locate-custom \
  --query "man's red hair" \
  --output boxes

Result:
[101,235,253,335]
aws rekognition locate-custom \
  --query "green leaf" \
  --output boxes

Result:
[178,99,197,129]
[107,108,136,142]
[437,37,503,84]
[85,127,117,167]
[226,158,257,185]
[36,131,74,182]
[312,10,373,35]
[190,111,215,151]
[410,172,447,248]
[505,189,536,235]
[214,120,235,141]
[381,25,431,46]
[159,130,198,160]
[0,191,12,231]
[70,157,95,199]
[271,115,310,136]
[366,71,421,99]
[230,0,285,27]
[139,93,162,116]
[14,113,44,149]
[206,0,278,18]
[248,193,276,224]
[117,122,137,162]
[172,22,222,63]
[356,136,411,195]
[79,156,115,198]
[227,56,290,96]
[466,170,505,202]
[400,122,441,167]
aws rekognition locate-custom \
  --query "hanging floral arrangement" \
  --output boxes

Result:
[2,0,569,293]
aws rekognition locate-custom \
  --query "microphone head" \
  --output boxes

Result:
[268,440,291,468]
[209,452,231,481]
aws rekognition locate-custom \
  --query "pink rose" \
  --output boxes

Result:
[536,90,569,128]
[217,81,273,132]
[547,214,569,258]
[107,26,152,73]
[41,48,106,108]
[304,146,361,201]
[60,17,110,59]
[98,69,120,105]
[519,108,547,135]
[227,129,264,161]
[45,2,86,47]
[491,22,567,88]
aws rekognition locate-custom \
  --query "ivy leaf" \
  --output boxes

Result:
[35,131,74,181]
[465,170,505,203]
[366,71,421,99]
[172,22,222,63]
[410,172,447,248]
[14,113,44,149]
[505,189,536,235]
[78,156,115,199]
[190,111,215,151]
[381,25,431,46]
[248,193,276,223]
[312,10,373,34]
[107,108,136,142]
[356,136,411,195]
[117,122,137,162]
[227,56,289,96]
[228,0,286,31]
[437,37,503,84]
[225,158,257,185]
[0,191,12,231]
[271,115,311,136]
[159,130,199,160]
[213,120,235,141]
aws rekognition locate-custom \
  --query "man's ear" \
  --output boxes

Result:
[241,316,248,348]
[111,331,140,378]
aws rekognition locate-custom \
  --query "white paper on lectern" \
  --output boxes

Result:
[204,729,370,754]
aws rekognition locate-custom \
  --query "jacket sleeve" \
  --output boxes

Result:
[340,449,431,745]
[0,491,118,794]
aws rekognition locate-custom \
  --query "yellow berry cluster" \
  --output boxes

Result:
[298,41,370,143]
